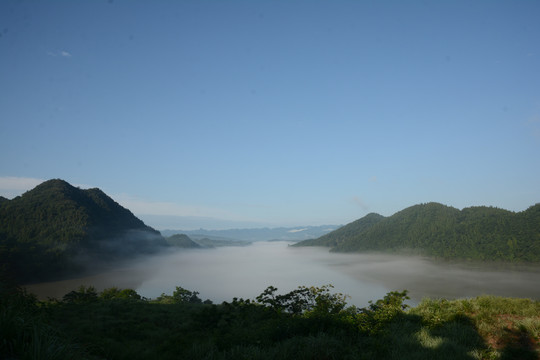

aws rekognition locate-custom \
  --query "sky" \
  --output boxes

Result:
[1,0,539,230]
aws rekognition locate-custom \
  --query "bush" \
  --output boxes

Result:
[356,290,410,335]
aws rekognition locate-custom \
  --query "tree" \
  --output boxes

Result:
[62,285,98,303]
[256,285,348,315]
[100,287,141,300]
[172,286,202,304]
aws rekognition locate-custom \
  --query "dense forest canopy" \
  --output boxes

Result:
[295,202,540,262]
[0,179,167,283]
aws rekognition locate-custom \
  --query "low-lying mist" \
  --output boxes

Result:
[25,241,540,307]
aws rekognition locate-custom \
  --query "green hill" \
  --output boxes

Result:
[295,202,540,262]
[165,234,201,248]
[295,213,385,248]
[0,179,167,283]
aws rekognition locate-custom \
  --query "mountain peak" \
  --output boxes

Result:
[32,178,75,191]
[0,179,166,283]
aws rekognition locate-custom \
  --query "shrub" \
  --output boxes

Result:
[356,290,410,335]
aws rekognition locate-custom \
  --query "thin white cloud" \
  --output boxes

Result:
[0,177,259,224]
[114,194,248,222]
[288,228,307,233]
[47,50,72,57]
[0,176,44,198]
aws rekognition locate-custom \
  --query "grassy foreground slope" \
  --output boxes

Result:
[295,202,540,262]
[2,282,538,360]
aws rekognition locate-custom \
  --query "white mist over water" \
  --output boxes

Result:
[135,241,390,306]
[26,241,540,307]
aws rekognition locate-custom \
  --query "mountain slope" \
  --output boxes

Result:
[295,202,540,262]
[0,179,167,283]
[293,213,384,248]
[165,234,201,248]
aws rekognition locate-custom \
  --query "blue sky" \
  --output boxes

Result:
[1,0,539,230]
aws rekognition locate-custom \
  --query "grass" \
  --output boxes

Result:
[410,296,540,359]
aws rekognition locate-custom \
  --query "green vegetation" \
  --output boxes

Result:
[0,179,167,283]
[0,282,89,359]
[295,213,385,248]
[3,282,538,360]
[165,234,202,248]
[295,202,540,262]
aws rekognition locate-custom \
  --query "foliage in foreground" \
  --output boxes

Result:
[2,281,539,360]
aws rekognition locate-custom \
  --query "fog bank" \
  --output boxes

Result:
[25,242,540,307]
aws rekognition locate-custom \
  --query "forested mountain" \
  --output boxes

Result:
[0,179,167,283]
[295,202,540,262]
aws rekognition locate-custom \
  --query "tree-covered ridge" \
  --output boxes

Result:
[294,213,385,248]
[295,202,540,262]
[0,179,167,283]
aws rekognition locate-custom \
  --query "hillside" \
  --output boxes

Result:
[295,202,540,262]
[165,234,201,248]
[295,213,385,248]
[0,179,167,283]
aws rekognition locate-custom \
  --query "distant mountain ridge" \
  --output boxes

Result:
[0,179,167,283]
[161,225,340,242]
[164,233,251,248]
[295,202,540,262]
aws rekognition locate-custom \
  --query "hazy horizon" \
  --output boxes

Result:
[1,178,538,231]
